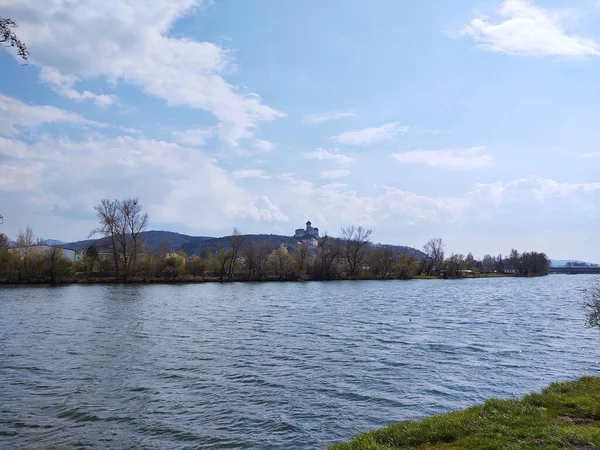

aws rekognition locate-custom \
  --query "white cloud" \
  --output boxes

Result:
[0,161,45,192]
[275,176,463,227]
[5,0,284,144]
[252,139,276,152]
[461,0,600,57]
[302,148,354,164]
[249,196,289,222]
[232,169,270,179]
[121,127,142,134]
[469,175,600,205]
[172,127,214,147]
[0,94,102,135]
[40,67,119,107]
[274,173,600,234]
[583,152,600,158]
[0,134,288,233]
[331,122,408,146]
[377,187,468,224]
[3,122,598,248]
[320,169,352,179]
[305,110,356,124]
[391,146,493,170]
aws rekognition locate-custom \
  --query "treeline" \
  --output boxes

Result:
[0,225,74,283]
[73,225,425,282]
[421,238,550,278]
[566,261,599,268]
[0,200,551,284]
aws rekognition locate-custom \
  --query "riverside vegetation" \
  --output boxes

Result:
[0,199,550,284]
[329,377,600,450]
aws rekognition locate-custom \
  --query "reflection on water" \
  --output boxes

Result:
[1,276,599,449]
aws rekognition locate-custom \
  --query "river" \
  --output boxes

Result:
[1,276,599,449]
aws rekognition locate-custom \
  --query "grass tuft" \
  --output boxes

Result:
[329,377,600,450]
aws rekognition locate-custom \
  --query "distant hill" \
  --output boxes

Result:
[63,230,425,258]
[63,230,212,252]
[550,259,599,267]
[42,239,65,246]
[182,234,425,258]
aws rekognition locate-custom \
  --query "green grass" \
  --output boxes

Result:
[329,377,600,450]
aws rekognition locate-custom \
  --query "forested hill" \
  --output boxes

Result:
[63,230,212,252]
[64,230,425,258]
[181,234,425,258]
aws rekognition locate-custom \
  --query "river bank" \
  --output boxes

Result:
[0,272,528,285]
[329,377,600,449]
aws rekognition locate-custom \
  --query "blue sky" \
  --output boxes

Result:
[1,0,600,260]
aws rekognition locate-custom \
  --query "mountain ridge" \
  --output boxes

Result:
[62,230,425,258]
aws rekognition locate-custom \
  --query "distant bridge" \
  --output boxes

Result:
[550,266,600,275]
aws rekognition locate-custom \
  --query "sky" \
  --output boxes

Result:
[1,0,600,261]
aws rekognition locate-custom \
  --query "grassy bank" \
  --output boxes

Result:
[329,377,600,450]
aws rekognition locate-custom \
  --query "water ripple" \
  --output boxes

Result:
[1,277,600,448]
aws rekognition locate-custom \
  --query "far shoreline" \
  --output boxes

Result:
[0,273,548,287]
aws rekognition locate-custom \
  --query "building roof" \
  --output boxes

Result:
[10,244,78,252]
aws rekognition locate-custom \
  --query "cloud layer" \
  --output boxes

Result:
[2,1,600,260]
[331,123,408,146]
[392,146,493,170]
[4,0,283,144]
[305,110,356,124]
[0,94,102,135]
[302,149,354,165]
[461,0,600,57]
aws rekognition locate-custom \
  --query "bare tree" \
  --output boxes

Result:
[294,240,311,277]
[465,252,475,270]
[369,247,393,279]
[395,252,419,279]
[268,246,294,280]
[1,18,29,63]
[15,225,37,261]
[0,214,6,250]
[519,251,550,276]
[91,199,120,277]
[481,254,495,273]
[509,249,520,273]
[228,228,245,280]
[244,240,270,281]
[315,235,341,280]
[495,253,504,273]
[120,198,149,275]
[423,238,445,275]
[14,226,40,281]
[444,253,465,278]
[341,225,373,278]
[45,246,64,284]
[186,255,207,278]
[81,245,99,279]
[585,285,600,329]
[214,244,232,281]
[91,198,148,281]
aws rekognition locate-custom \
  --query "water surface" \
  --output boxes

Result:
[1,276,599,448]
